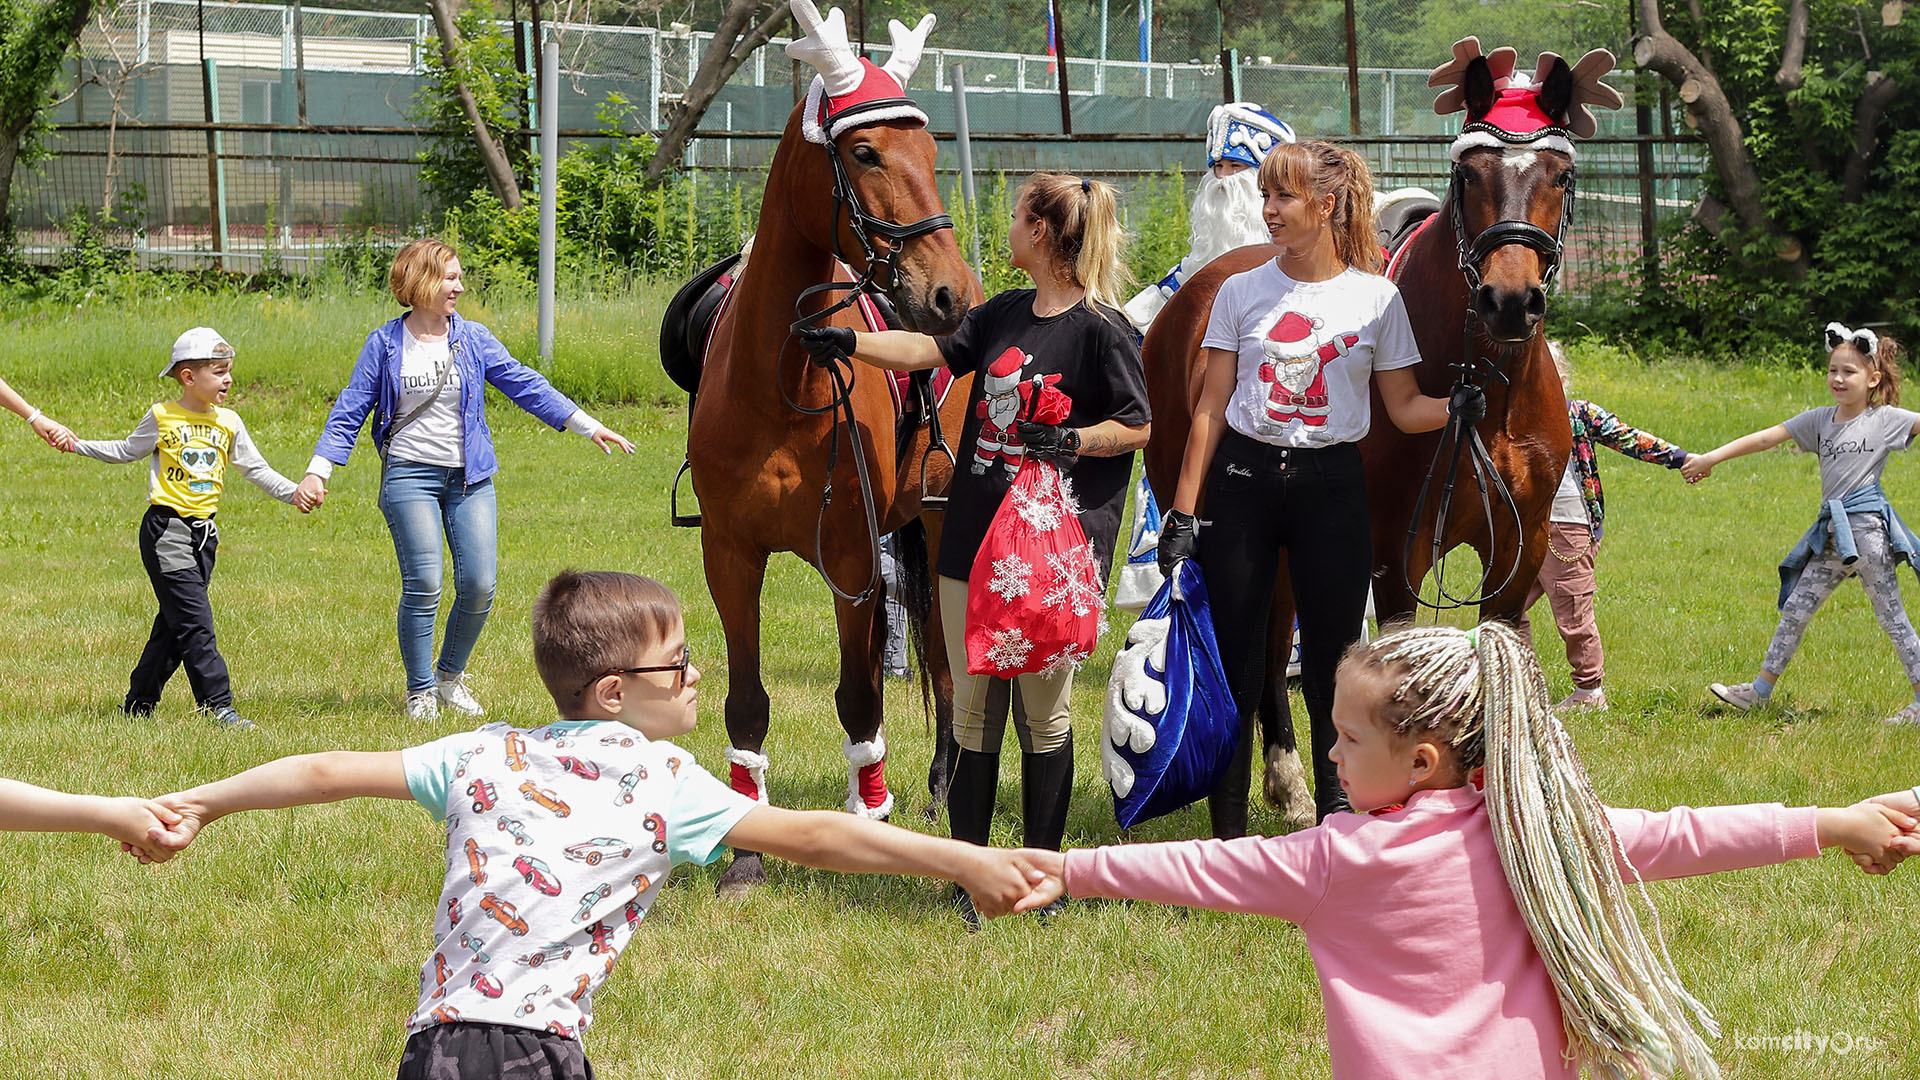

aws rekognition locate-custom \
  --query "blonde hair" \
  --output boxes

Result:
[530,570,683,704]
[1014,172,1132,312]
[1834,333,1905,408]
[389,238,458,310]
[1257,141,1381,274]
[1340,622,1722,1080]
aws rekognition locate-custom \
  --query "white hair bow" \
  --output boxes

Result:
[1825,321,1881,358]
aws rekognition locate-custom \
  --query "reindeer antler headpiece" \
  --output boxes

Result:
[786,0,935,146]
[1428,36,1622,161]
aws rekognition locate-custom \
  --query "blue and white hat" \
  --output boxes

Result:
[1207,102,1295,169]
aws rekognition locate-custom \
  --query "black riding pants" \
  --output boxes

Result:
[127,504,231,711]
[1198,430,1370,834]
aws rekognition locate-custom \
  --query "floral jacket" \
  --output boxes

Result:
[1568,398,1688,540]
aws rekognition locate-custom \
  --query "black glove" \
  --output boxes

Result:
[1017,421,1080,460]
[1448,381,1487,425]
[797,325,856,366]
[1157,509,1199,578]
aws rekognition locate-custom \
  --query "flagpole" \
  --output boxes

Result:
[1050,0,1072,135]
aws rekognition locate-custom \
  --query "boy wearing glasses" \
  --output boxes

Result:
[139,569,1053,1080]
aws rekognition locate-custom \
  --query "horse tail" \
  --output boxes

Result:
[892,515,937,726]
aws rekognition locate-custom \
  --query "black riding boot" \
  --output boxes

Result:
[947,748,999,928]
[1020,732,1074,852]
[1207,717,1253,840]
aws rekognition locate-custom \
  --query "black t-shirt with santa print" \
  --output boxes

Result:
[934,289,1151,582]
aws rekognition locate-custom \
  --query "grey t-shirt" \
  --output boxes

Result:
[1782,404,1920,501]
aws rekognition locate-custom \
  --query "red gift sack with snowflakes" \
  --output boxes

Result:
[964,383,1105,678]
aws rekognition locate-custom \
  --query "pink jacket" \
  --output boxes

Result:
[1063,785,1821,1079]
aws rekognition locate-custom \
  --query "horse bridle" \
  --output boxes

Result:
[783,102,958,606]
[1403,149,1576,611]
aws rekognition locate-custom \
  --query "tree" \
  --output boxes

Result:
[642,0,791,185]
[425,0,525,209]
[0,0,94,240]
[1627,0,1917,339]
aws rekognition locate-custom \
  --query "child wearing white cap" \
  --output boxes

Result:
[64,326,306,730]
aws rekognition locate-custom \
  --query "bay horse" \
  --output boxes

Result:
[685,3,980,894]
[1140,43,1619,814]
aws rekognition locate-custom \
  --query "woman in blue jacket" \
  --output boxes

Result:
[294,239,633,719]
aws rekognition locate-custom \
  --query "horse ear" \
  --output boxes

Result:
[1464,56,1499,121]
[1534,53,1574,125]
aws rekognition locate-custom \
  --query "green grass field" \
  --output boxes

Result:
[1,294,1916,1079]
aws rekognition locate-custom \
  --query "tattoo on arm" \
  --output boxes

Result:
[1076,430,1127,457]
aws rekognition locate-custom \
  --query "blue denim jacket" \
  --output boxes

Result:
[311,314,580,485]
[1777,481,1920,608]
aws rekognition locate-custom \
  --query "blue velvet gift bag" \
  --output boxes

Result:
[1099,559,1240,829]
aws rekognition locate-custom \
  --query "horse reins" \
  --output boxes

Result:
[783,103,958,605]
[1403,154,1576,611]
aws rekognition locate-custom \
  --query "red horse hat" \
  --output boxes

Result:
[1427,37,1622,161]
[786,0,934,146]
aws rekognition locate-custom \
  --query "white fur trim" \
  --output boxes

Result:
[724,745,772,804]
[802,76,829,145]
[880,13,936,87]
[845,789,896,818]
[826,101,929,140]
[842,735,887,768]
[1448,130,1575,162]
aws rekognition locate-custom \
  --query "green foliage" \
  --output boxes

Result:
[1125,165,1191,288]
[1629,0,1920,354]
[410,3,530,214]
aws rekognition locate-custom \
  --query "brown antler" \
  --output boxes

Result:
[1429,36,1517,115]
[1562,48,1622,139]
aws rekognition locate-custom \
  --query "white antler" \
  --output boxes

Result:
[1429,36,1517,116]
[881,13,936,87]
[785,0,864,98]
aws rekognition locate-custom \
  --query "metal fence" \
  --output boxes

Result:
[12,0,1697,294]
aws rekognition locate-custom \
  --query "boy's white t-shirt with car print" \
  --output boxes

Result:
[401,720,755,1041]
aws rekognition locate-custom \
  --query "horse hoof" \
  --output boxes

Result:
[1263,746,1316,832]
[716,852,767,899]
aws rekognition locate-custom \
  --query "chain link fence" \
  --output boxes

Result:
[11,0,1694,292]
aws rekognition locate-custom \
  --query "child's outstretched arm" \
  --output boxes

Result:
[67,409,160,463]
[719,807,1053,919]
[0,777,182,863]
[147,751,410,856]
[1680,423,1791,483]
[1608,800,1917,881]
[228,416,303,510]
[1573,400,1689,470]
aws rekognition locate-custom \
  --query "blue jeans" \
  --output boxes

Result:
[379,461,498,693]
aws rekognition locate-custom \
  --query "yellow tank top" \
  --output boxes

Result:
[150,402,241,518]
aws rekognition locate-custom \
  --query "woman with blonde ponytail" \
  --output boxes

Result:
[1155,139,1461,836]
[798,171,1150,925]
[1013,620,1920,1079]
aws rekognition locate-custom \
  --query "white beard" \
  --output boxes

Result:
[1183,168,1268,273]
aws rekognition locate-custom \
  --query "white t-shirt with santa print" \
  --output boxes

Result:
[1201,260,1422,449]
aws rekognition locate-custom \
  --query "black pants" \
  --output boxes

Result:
[127,504,231,711]
[397,1022,595,1080]
[1198,431,1371,834]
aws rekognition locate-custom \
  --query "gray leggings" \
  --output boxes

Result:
[1763,512,1920,684]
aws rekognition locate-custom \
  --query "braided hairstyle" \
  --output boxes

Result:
[1339,622,1723,1080]
[1256,140,1381,274]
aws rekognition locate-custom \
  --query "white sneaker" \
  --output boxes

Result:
[1555,688,1608,713]
[1709,682,1763,712]
[405,690,440,720]
[436,672,485,716]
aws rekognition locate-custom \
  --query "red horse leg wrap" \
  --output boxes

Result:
[729,762,761,801]
[856,760,888,808]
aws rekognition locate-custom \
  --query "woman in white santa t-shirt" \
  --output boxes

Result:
[1157,140,1464,837]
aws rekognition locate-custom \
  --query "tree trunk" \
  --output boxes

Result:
[1843,73,1901,202]
[1631,0,1809,275]
[0,0,96,233]
[642,0,792,186]
[1776,0,1808,89]
[425,0,523,210]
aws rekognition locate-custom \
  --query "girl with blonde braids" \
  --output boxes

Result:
[1014,621,1919,1079]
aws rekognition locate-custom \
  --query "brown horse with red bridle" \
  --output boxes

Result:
[685,0,979,893]
[1140,39,1622,811]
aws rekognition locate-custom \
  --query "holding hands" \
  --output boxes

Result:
[1822,796,1920,875]
[31,413,76,452]
[1679,451,1715,484]
[292,473,326,513]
